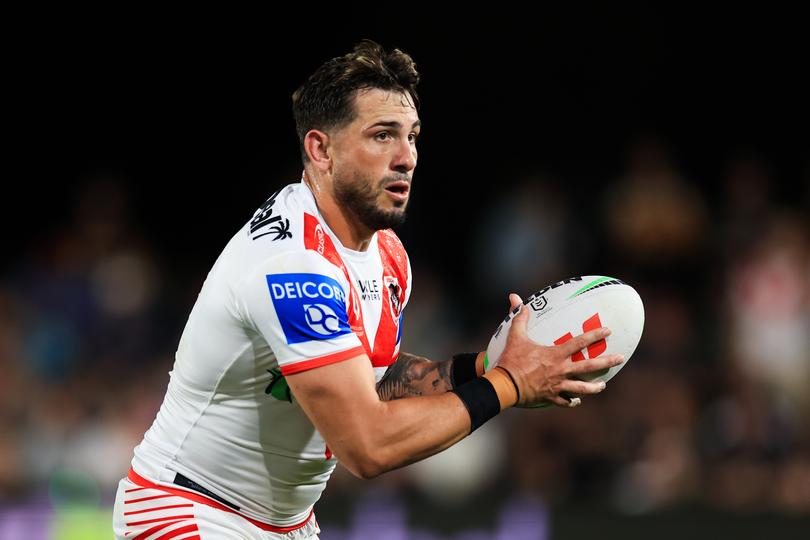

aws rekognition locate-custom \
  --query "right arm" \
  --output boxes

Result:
[241,253,621,479]
[285,296,623,479]
[374,350,487,402]
[286,353,514,479]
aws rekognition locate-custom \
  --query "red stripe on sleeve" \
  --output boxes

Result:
[279,346,365,376]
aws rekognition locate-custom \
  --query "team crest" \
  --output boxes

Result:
[385,276,402,320]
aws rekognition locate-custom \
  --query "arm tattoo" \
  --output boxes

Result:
[376,352,454,401]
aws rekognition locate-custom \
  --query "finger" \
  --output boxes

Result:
[508,293,524,311]
[558,327,611,357]
[557,379,606,396]
[547,395,581,408]
[508,296,529,337]
[568,354,625,375]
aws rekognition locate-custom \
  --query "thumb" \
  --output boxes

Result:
[508,293,524,311]
[507,293,528,336]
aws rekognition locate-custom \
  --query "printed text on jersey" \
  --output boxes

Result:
[265,273,353,344]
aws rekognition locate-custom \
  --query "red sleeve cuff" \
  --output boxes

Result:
[279,346,366,376]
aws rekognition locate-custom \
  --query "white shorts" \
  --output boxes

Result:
[112,471,320,540]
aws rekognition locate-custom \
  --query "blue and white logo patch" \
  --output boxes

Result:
[266,273,352,344]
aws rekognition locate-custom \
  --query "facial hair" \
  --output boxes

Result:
[332,169,409,231]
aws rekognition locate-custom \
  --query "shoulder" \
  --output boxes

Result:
[223,184,350,292]
[250,250,347,285]
[246,183,302,245]
[241,183,343,270]
[233,248,353,334]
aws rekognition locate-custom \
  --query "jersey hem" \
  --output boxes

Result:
[127,467,314,533]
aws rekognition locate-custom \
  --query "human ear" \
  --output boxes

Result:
[304,130,332,173]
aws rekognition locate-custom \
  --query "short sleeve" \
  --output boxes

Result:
[237,250,365,375]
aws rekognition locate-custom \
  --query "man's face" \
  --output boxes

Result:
[329,88,420,231]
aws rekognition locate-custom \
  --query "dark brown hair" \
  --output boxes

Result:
[292,40,420,164]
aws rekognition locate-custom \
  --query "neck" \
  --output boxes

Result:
[303,169,374,252]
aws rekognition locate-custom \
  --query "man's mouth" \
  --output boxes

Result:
[384,181,410,201]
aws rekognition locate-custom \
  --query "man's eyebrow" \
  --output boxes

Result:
[367,120,422,130]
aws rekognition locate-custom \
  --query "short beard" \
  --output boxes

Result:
[333,171,408,231]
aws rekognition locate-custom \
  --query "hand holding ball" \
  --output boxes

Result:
[485,276,644,408]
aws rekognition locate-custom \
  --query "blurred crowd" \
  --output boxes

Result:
[0,137,808,533]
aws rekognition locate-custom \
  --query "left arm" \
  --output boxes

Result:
[376,351,486,401]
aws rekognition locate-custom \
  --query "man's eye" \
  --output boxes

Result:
[376,132,390,141]
[409,133,419,143]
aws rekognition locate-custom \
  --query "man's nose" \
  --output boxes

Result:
[391,139,416,173]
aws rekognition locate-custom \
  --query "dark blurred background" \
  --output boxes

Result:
[2,7,809,539]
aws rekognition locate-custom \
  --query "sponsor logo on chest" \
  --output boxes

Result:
[356,279,381,301]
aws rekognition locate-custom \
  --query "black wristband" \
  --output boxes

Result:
[450,352,479,388]
[450,377,501,433]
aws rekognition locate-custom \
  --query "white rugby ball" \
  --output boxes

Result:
[485,276,644,386]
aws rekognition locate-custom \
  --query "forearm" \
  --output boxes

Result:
[288,354,515,479]
[371,392,472,474]
[376,351,487,401]
[287,355,517,478]
[360,369,515,477]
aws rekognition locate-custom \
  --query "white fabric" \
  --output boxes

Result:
[128,181,411,527]
[112,476,321,539]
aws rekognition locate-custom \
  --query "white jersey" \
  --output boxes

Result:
[130,181,412,528]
